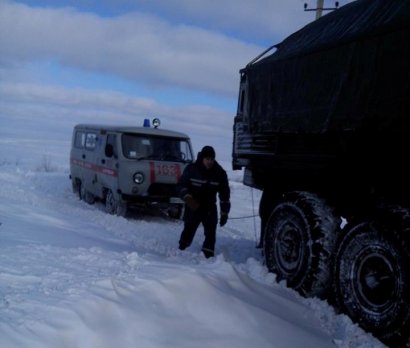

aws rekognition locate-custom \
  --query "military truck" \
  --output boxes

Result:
[232,0,409,346]
[70,119,194,218]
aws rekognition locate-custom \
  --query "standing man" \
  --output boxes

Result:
[178,146,230,258]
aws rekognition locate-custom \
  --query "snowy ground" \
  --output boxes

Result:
[0,122,385,348]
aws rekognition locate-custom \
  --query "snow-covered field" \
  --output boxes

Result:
[0,120,385,348]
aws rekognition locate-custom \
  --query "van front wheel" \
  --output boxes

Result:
[105,190,127,217]
[168,204,183,219]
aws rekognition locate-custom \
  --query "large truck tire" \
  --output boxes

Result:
[264,191,340,297]
[333,207,410,347]
[258,188,282,248]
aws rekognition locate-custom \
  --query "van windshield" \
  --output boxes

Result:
[122,134,193,162]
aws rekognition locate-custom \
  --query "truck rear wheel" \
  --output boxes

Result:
[264,191,340,297]
[333,207,410,347]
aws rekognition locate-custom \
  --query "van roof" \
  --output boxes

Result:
[74,124,190,139]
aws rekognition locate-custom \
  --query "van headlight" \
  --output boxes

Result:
[133,172,144,184]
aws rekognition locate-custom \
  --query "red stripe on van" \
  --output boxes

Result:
[70,158,118,177]
[150,161,156,182]
[175,164,181,178]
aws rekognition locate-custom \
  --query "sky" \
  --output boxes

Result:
[0,110,385,348]
[0,0,354,162]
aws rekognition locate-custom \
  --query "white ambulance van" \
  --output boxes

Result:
[69,119,194,218]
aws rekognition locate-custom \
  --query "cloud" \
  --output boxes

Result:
[0,1,262,98]
[0,81,234,159]
[0,0,354,162]
[133,0,314,43]
[98,0,354,44]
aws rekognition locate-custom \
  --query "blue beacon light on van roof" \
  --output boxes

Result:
[143,118,160,128]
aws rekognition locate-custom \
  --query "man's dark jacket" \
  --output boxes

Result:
[178,153,230,214]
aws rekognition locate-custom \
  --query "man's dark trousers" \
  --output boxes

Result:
[179,204,217,256]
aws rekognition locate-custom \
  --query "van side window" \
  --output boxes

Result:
[106,134,117,157]
[74,131,86,148]
[85,132,97,150]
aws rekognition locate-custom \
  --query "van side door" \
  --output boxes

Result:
[82,130,99,196]
[98,132,119,195]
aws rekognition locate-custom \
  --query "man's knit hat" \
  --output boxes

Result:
[200,146,216,158]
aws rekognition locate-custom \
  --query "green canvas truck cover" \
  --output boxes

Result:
[244,0,410,134]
